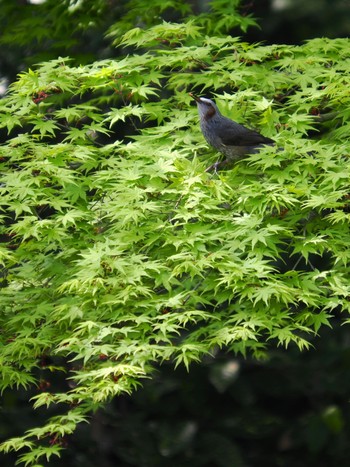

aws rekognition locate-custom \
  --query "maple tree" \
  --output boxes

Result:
[0,1,350,465]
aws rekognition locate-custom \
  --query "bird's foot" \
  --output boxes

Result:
[205,161,219,173]
[205,159,230,173]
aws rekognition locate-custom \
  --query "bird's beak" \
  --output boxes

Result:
[189,92,200,102]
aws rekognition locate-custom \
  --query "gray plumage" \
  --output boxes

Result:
[191,94,274,161]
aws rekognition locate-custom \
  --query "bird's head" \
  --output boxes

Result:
[189,93,219,120]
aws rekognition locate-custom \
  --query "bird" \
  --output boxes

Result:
[190,93,274,170]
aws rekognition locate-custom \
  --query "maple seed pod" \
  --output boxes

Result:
[38,380,51,391]
[32,91,49,104]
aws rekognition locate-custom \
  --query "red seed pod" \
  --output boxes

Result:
[32,91,49,104]
[39,379,51,391]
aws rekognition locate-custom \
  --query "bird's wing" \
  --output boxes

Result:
[217,121,274,147]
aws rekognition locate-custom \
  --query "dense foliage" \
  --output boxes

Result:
[0,0,350,465]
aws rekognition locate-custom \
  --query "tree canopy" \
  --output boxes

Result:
[1,1,350,465]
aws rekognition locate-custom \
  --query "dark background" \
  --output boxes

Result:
[1,0,349,84]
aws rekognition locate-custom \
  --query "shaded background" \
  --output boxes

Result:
[246,0,349,44]
[1,1,350,465]
[2,323,350,466]
[1,0,349,86]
